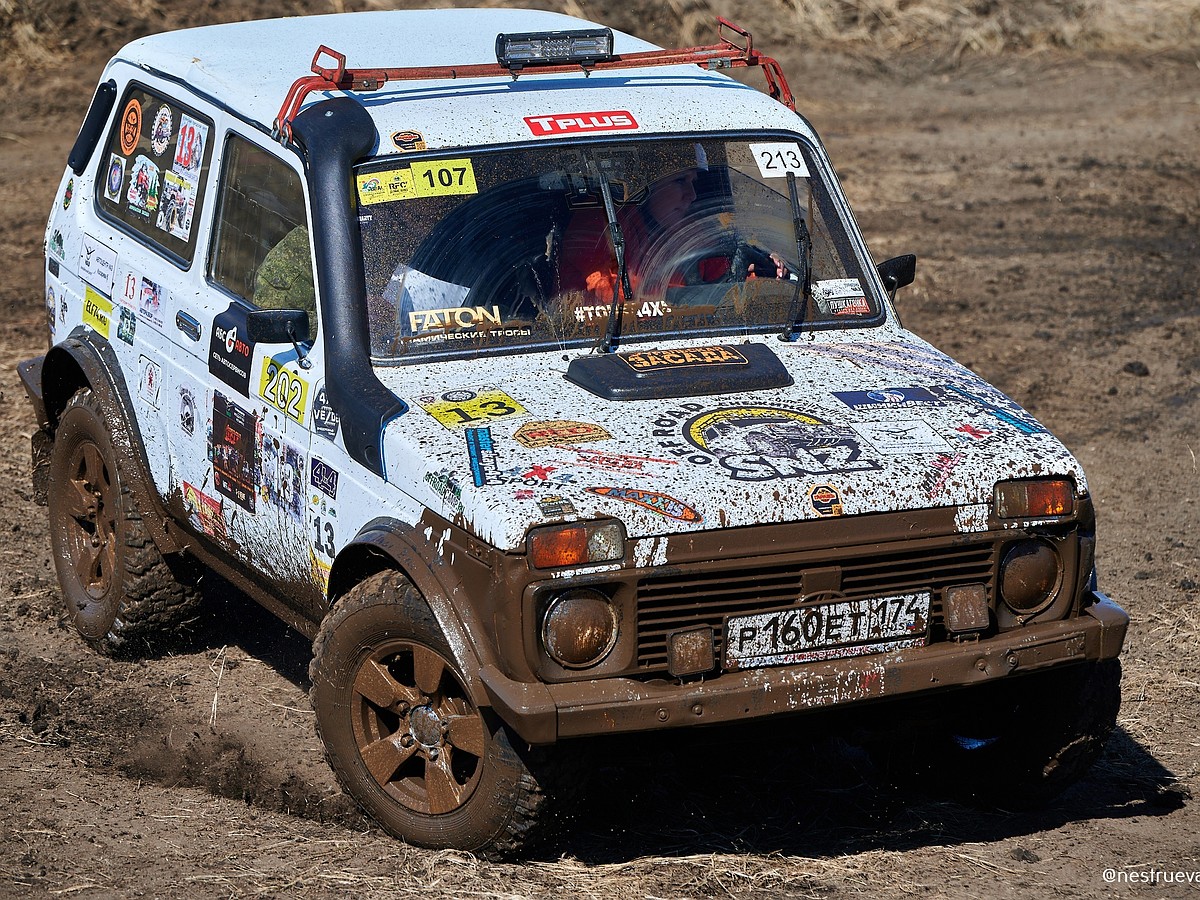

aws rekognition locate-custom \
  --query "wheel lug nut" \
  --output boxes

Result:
[395,701,410,715]
[428,747,439,760]
[399,734,415,747]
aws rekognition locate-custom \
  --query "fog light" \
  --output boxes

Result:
[541,589,618,668]
[999,540,1062,613]
[944,583,990,633]
[667,627,714,677]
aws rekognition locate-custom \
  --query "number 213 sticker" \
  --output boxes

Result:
[748,142,810,179]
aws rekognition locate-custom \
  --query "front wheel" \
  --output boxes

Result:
[310,571,550,856]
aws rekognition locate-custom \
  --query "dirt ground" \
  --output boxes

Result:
[1,4,1199,898]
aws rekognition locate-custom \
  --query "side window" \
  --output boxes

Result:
[209,135,315,339]
[96,84,213,262]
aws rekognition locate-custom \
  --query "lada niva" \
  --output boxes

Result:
[21,8,1128,854]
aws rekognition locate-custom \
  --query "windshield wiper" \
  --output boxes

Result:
[782,171,813,341]
[591,161,634,353]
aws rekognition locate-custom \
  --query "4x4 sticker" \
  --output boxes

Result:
[83,287,112,338]
[260,355,310,425]
[417,387,527,429]
[357,159,478,206]
[311,386,341,440]
[310,458,339,500]
[209,305,256,394]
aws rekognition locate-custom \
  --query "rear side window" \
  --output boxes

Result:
[96,84,214,263]
[208,134,314,338]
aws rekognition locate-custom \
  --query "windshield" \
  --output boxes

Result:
[356,135,880,360]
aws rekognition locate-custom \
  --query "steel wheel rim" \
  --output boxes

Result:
[349,641,486,815]
[53,439,118,601]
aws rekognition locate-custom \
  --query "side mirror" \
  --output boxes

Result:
[246,308,313,369]
[877,254,917,302]
[246,308,309,344]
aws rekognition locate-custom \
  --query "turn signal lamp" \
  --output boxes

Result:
[496,28,615,73]
[993,478,1074,519]
[527,521,624,569]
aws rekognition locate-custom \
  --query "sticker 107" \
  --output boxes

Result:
[259,356,310,424]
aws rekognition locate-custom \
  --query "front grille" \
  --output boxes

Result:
[634,541,995,671]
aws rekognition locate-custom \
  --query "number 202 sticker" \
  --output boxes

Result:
[748,142,810,179]
[259,356,310,424]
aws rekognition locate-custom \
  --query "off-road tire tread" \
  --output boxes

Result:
[55,389,203,657]
[310,570,553,858]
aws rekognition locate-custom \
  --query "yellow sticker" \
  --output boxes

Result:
[83,287,112,338]
[417,387,526,429]
[357,158,478,206]
[259,355,311,425]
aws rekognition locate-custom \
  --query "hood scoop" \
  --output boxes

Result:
[565,343,793,401]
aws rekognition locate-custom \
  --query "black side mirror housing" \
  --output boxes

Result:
[246,308,309,344]
[878,254,917,299]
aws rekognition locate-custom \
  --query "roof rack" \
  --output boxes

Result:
[273,17,794,144]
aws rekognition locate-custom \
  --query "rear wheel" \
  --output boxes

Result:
[310,571,551,856]
[47,388,202,656]
[871,659,1121,807]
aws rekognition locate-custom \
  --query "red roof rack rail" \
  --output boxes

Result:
[273,17,794,143]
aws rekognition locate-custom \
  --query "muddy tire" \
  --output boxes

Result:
[47,388,202,657]
[872,659,1121,807]
[310,570,551,857]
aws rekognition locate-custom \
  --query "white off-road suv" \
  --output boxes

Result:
[23,8,1128,855]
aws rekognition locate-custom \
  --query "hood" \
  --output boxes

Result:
[376,329,1086,551]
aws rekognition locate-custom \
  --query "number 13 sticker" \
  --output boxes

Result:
[748,142,810,179]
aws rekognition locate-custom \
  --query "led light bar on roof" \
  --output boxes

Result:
[496,28,614,72]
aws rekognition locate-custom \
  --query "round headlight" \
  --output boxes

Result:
[999,540,1062,614]
[541,589,618,669]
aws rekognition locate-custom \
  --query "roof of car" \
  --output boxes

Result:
[110,8,808,154]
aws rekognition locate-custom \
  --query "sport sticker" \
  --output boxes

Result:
[654,402,879,482]
[259,355,311,425]
[357,158,478,206]
[587,486,702,523]
[514,420,611,449]
[417,387,526,430]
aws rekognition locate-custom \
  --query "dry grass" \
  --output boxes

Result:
[2,0,1198,71]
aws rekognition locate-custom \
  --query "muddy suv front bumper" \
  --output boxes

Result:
[480,593,1127,744]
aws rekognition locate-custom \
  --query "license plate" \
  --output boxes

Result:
[723,591,932,670]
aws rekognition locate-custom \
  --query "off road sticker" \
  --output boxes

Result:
[654,403,880,482]
[417,387,526,430]
[259,356,311,425]
[83,287,112,338]
[357,158,477,205]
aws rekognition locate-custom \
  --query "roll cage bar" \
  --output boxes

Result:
[273,17,795,144]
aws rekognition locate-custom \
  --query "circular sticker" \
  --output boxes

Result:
[119,98,142,155]
[441,389,477,402]
[151,104,173,156]
[106,156,124,198]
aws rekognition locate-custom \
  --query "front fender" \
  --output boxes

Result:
[328,516,500,705]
